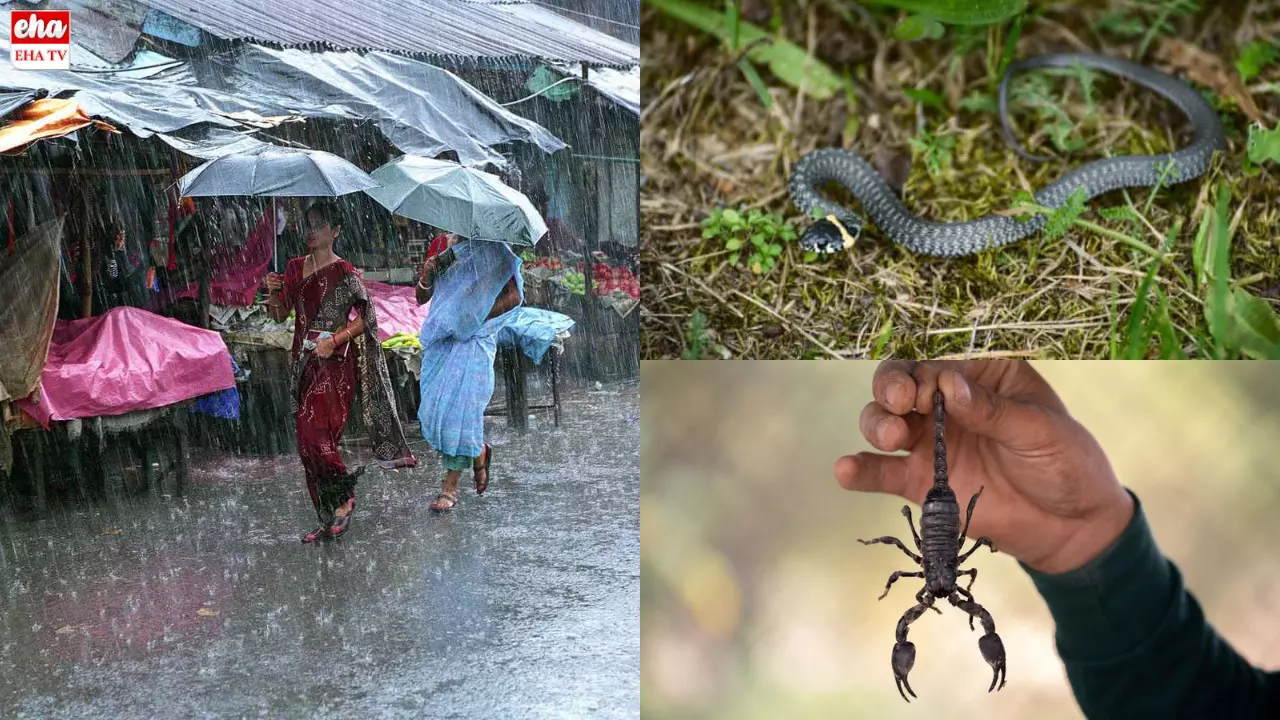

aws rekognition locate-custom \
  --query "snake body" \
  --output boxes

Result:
[787,53,1226,257]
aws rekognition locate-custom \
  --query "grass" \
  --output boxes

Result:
[641,0,1280,359]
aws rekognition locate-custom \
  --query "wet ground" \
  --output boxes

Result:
[0,383,639,719]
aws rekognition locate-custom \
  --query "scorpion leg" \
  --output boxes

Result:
[891,591,938,702]
[957,485,984,548]
[901,505,923,551]
[876,571,924,600]
[955,582,977,630]
[858,535,922,564]
[947,592,1008,693]
[957,536,998,565]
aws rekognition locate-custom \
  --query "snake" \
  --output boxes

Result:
[786,53,1227,257]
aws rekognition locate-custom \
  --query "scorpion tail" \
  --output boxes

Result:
[892,641,917,702]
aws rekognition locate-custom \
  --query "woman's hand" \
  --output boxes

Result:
[419,255,439,282]
[114,230,126,251]
[836,360,1135,574]
[314,336,336,358]
[264,272,284,294]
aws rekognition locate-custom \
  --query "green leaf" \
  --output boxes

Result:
[725,237,743,250]
[1153,287,1185,359]
[722,208,741,224]
[1236,41,1279,84]
[959,91,996,113]
[750,233,765,246]
[903,87,948,111]
[1042,186,1089,240]
[811,206,826,220]
[737,58,774,108]
[802,251,819,263]
[893,14,945,41]
[1099,206,1140,226]
[861,0,1026,25]
[870,319,893,359]
[726,0,741,51]
[1203,185,1233,357]
[1246,123,1280,167]
[1232,288,1280,358]
[727,251,740,265]
[644,0,846,100]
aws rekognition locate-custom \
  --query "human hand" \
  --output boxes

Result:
[264,272,283,293]
[419,256,438,282]
[835,360,1135,574]
[114,230,126,251]
[314,336,336,358]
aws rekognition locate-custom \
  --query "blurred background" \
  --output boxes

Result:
[641,361,1280,719]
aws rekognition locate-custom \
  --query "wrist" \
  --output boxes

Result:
[1025,488,1135,574]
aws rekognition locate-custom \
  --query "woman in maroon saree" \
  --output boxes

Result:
[265,200,416,542]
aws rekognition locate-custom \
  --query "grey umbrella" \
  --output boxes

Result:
[176,145,379,197]
[364,155,547,246]
[175,145,379,272]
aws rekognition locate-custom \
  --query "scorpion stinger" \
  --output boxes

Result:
[857,388,1007,701]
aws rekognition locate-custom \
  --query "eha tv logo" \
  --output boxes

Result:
[10,11,71,70]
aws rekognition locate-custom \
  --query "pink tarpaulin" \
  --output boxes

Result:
[16,306,235,427]
[173,206,276,307]
[365,280,430,341]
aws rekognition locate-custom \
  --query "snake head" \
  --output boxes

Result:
[798,215,859,254]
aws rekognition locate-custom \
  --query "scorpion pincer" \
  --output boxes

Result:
[858,389,1007,702]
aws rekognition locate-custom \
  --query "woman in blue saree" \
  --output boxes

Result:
[414,234,523,511]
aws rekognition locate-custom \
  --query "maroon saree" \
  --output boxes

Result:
[281,256,416,522]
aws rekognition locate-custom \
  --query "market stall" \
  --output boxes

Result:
[6,306,237,508]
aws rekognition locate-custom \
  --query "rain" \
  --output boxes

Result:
[0,1,639,716]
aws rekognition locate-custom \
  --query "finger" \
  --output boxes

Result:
[860,401,928,452]
[835,452,923,500]
[937,369,1053,449]
[871,361,919,415]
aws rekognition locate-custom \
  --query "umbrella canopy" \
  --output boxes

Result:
[365,155,547,246]
[177,146,378,197]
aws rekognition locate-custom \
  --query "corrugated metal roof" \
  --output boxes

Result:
[141,0,640,67]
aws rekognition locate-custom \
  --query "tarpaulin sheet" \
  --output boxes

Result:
[0,90,36,122]
[196,46,567,166]
[15,306,236,426]
[496,306,574,365]
[0,217,63,403]
[0,98,114,154]
[365,280,430,342]
[550,63,640,115]
[173,205,275,307]
[2,27,566,165]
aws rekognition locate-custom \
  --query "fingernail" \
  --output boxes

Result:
[954,373,972,407]
[877,416,892,444]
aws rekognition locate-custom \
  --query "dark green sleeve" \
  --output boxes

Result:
[1020,490,1279,720]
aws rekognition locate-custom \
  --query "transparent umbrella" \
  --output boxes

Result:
[364,155,547,246]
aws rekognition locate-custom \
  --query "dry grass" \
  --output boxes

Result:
[640,0,1280,359]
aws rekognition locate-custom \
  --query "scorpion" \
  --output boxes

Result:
[858,389,1007,702]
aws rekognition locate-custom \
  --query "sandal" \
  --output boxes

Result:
[329,499,355,539]
[473,444,492,495]
[429,490,459,512]
[301,524,330,543]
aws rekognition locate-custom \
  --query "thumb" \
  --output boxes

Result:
[938,370,1053,450]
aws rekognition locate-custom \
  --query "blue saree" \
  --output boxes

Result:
[417,239,524,462]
